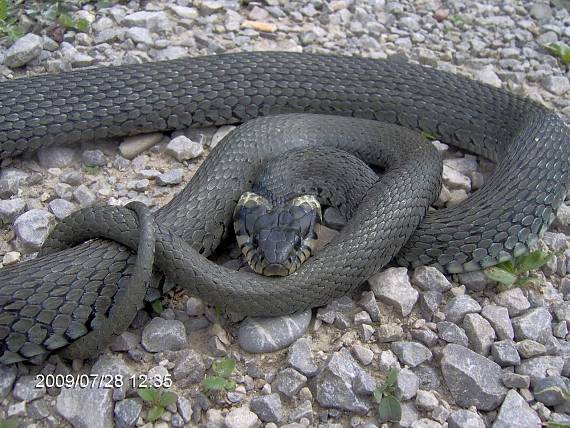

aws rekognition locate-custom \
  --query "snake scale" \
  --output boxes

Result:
[0,52,569,364]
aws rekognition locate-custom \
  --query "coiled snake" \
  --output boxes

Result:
[0,52,569,363]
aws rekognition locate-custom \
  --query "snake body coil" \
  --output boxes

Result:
[0,52,569,363]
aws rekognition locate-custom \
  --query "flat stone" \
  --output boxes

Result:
[223,405,261,428]
[13,375,45,401]
[352,343,374,366]
[457,271,490,292]
[141,317,187,352]
[516,356,565,385]
[56,385,113,428]
[110,331,140,352]
[37,146,77,168]
[419,291,443,320]
[481,305,514,341]
[415,390,439,411]
[238,310,311,353]
[0,198,26,224]
[13,209,56,250]
[491,340,521,366]
[177,395,193,423]
[440,344,507,411]
[173,349,206,382]
[81,149,107,167]
[543,76,570,95]
[73,185,96,208]
[444,294,481,324]
[463,313,496,355]
[5,33,43,67]
[516,339,547,358]
[475,65,502,88]
[369,267,418,316]
[126,27,154,45]
[0,364,17,400]
[250,393,284,423]
[501,372,530,389]
[376,323,405,343]
[411,266,452,292]
[493,288,530,317]
[122,11,172,32]
[395,368,419,400]
[493,389,541,428]
[442,165,471,191]
[314,348,375,415]
[273,367,307,398]
[119,133,163,159]
[114,398,142,428]
[391,341,433,367]
[48,199,75,220]
[512,307,553,344]
[447,409,485,428]
[437,321,469,347]
[166,135,204,161]
[156,168,184,186]
[534,375,569,406]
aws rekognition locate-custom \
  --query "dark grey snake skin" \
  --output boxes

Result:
[0,52,569,363]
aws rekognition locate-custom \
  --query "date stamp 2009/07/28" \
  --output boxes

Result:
[35,373,172,389]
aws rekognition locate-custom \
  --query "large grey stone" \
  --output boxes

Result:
[463,313,496,355]
[5,33,43,67]
[444,295,481,324]
[493,389,541,428]
[448,409,485,428]
[493,288,530,317]
[411,266,452,292]
[314,348,375,414]
[238,310,311,353]
[534,376,569,406]
[223,405,261,428]
[287,337,318,376]
[440,344,507,411]
[512,307,553,344]
[391,341,432,367]
[0,198,26,224]
[114,398,142,428]
[56,385,113,428]
[249,393,284,423]
[516,356,565,385]
[369,267,418,316]
[481,305,514,341]
[437,321,469,347]
[13,209,56,250]
[141,317,187,352]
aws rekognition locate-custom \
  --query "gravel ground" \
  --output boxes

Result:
[0,1,570,427]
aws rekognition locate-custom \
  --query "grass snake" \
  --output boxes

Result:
[0,52,569,363]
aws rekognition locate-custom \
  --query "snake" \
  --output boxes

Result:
[0,52,569,364]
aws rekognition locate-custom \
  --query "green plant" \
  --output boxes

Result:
[546,42,570,65]
[421,131,437,141]
[0,418,19,428]
[137,387,178,422]
[150,299,164,314]
[0,0,24,41]
[25,0,89,32]
[548,422,570,428]
[202,358,236,392]
[374,368,401,423]
[485,250,552,288]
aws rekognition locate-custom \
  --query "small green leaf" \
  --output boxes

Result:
[202,376,228,391]
[138,387,160,403]
[159,391,178,407]
[147,404,164,422]
[495,259,516,274]
[546,42,570,65]
[515,250,551,273]
[373,388,384,403]
[0,418,19,428]
[385,368,399,387]
[151,299,163,314]
[378,395,402,423]
[485,266,518,286]
[213,358,236,378]
[547,422,570,428]
[223,379,236,391]
[0,0,8,21]
[421,131,436,141]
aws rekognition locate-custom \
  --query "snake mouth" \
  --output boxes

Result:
[233,192,322,276]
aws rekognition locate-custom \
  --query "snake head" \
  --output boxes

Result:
[233,192,322,276]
